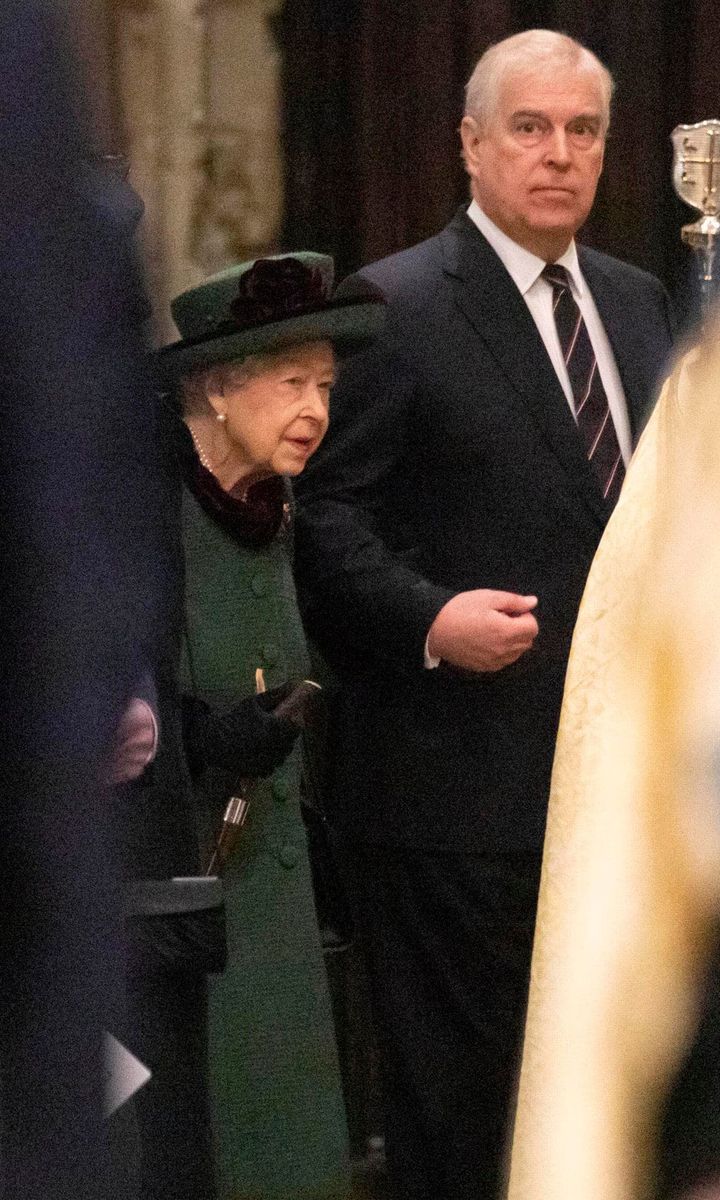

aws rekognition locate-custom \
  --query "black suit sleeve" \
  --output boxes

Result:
[294,318,454,672]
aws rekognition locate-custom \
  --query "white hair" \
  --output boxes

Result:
[180,352,269,417]
[464,29,614,133]
[179,341,336,416]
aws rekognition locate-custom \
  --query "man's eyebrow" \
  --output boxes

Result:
[510,109,601,122]
[508,108,603,134]
[510,109,548,121]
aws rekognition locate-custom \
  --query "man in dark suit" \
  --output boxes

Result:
[294,29,676,1200]
[0,4,173,1195]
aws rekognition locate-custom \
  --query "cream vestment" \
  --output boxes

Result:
[508,335,720,1200]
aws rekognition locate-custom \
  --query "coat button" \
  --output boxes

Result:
[278,842,299,869]
[272,776,290,803]
[251,572,270,597]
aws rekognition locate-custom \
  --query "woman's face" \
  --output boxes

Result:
[209,340,334,478]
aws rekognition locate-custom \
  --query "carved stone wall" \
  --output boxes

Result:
[112,0,284,342]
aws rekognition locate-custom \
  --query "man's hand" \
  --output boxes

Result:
[427,590,539,673]
[111,697,158,784]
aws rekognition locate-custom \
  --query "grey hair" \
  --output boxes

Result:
[179,350,281,416]
[464,30,614,134]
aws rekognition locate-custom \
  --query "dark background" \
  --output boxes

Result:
[280,0,720,326]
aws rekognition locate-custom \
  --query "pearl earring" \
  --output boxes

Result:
[216,412,227,423]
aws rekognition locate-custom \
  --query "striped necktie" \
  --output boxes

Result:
[542,263,625,507]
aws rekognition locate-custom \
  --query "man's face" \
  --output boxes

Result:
[460,67,606,260]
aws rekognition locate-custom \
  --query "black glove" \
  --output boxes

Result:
[182,686,299,781]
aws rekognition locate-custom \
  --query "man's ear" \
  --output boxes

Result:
[460,115,482,175]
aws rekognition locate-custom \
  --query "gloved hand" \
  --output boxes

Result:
[182,686,299,781]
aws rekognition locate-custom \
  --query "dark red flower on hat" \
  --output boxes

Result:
[229,257,327,328]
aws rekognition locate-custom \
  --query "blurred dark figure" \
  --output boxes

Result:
[657,929,720,1200]
[0,3,171,1196]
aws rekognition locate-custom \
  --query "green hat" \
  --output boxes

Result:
[158,251,385,383]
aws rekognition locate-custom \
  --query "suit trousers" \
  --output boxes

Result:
[340,838,541,1200]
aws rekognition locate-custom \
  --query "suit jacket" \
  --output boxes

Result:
[294,208,676,854]
[0,4,172,1195]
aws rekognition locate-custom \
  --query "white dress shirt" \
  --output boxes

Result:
[467,200,632,464]
[424,203,631,669]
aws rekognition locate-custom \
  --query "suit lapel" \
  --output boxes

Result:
[578,248,648,444]
[442,211,609,528]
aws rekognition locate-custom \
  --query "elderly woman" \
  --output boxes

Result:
[159,253,383,1200]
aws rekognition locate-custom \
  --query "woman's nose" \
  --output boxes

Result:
[305,384,330,421]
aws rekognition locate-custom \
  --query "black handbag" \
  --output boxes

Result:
[125,876,226,974]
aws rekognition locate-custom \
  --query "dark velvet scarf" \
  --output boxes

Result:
[175,419,286,550]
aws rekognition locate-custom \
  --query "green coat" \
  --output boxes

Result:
[181,487,351,1200]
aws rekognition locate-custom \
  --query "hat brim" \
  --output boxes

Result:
[158,297,385,386]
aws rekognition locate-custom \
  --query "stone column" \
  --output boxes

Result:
[115,0,205,340]
[114,0,284,343]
